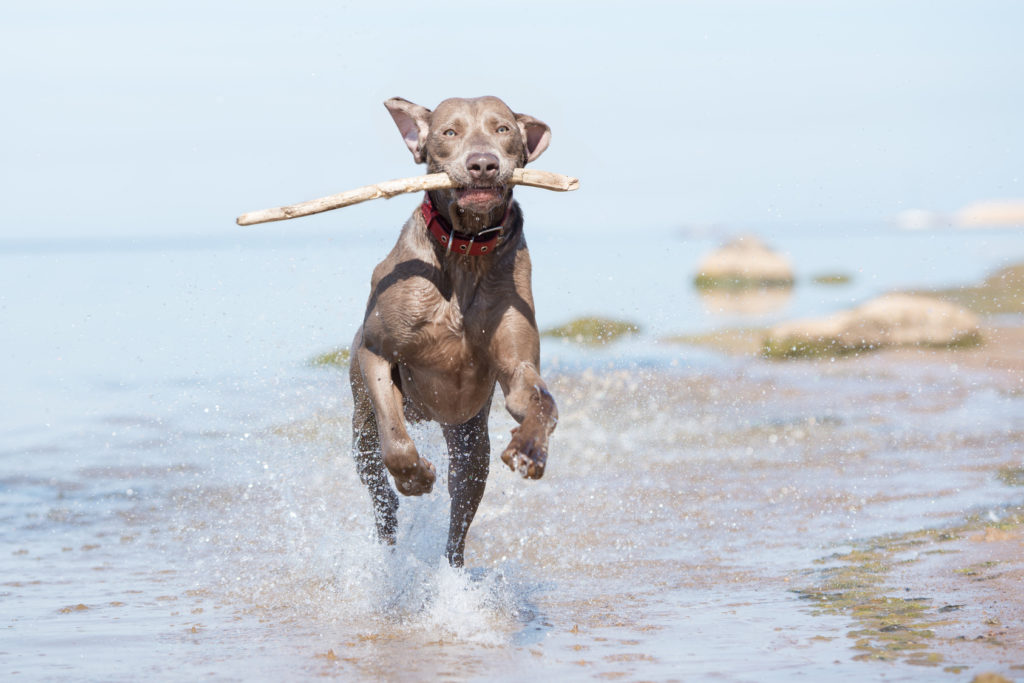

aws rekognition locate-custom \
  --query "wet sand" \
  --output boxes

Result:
[798,324,1024,675]
[881,324,1024,376]
[909,526,1024,672]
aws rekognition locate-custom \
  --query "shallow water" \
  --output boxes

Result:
[2,227,1023,680]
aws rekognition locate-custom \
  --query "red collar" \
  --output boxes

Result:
[420,194,510,256]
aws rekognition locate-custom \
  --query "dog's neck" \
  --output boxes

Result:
[422,192,515,259]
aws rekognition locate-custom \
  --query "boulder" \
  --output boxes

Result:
[764,294,981,358]
[956,199,1024,228]
[694,235,794,289]
[970,674,1013,683]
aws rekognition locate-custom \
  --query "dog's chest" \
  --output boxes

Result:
[413,282,491,357]
[395,285,497,423]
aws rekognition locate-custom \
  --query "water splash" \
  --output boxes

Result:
[174,418,536,649]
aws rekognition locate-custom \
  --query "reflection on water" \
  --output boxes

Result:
[699,286,794,315]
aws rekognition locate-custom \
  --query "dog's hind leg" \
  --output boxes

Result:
[350,343,399,544]
[441,399,492,567]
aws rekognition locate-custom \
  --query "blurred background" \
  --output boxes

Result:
[3,0,1023,241]
[4,0,1024,442]
[3,0,1022,397]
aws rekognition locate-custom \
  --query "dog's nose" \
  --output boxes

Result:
[466,152,500,182]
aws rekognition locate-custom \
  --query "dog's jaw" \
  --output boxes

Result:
[429,184,513,235]
[455,187,506,213]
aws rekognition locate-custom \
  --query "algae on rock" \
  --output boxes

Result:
[309,347,350,368]
[693,234,795,290]
[542,317,641,345]
[762,294,982,360]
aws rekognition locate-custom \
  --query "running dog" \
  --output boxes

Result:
[349,96,558,566]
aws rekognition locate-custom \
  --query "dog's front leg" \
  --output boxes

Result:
[498,360,557,478]
[492,316,557,478]
[441,401,492,567]
[355,346,436,496]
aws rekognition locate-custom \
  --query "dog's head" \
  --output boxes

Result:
[384,96,550,227]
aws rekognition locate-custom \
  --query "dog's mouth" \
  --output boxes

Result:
[454,186,506,212]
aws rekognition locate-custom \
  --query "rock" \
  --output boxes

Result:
[956,199,1024,228]
[763,294,981,359]
[694,235,794,289]
[970,674,1013,683]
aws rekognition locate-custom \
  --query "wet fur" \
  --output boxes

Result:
[349,96,558,567]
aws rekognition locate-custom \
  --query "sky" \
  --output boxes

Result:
[2,0,1023,240]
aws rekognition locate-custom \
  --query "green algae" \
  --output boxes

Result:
[811,272,853,286]
[542,317,641,345]
[663,325,982,359]
[693,274,794,290]
[774,331,983,359]
[761,330,983,361]
[955,560,1001,577]
[796,510,1024,670]
[997,466,1024,487]
[796,542,944,665]
[669,319,984,359]
[761,336,868,361]
[663,320,983,361]
[309,347,350,368]
[309,317,642,366]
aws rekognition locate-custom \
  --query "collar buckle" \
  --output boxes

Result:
[420,194,509,257]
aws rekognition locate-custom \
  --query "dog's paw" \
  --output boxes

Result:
[501,426,547,479]
[386,452,436,496]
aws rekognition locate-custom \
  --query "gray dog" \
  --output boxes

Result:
[349,96,559,566]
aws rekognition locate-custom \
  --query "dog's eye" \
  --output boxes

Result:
[497,125,510,133]
[443,129,457,137]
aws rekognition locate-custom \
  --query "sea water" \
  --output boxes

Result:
[2,224,1022,680]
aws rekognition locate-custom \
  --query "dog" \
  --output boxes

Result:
[349,96,558,567]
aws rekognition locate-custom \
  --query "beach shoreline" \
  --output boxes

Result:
[800,322,1024,675]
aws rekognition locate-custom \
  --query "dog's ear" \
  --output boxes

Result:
[514,113,551,163]
[384,97,432,164]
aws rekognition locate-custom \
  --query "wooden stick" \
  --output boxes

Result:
[236,168,579,226]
